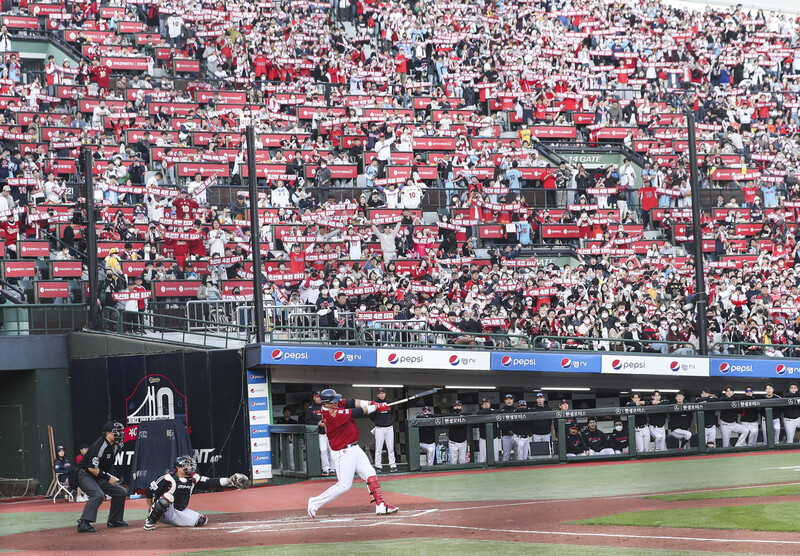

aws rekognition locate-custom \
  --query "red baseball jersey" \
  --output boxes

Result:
[322,401,360,450]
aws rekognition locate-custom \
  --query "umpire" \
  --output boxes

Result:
[76,421,129,533]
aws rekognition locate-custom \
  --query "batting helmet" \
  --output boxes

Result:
[421,406,432,415]
[175,455,197,475]
[319,388,342,405]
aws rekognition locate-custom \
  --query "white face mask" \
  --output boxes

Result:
[615,425,623,432]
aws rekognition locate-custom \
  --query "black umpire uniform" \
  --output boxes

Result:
[76,421,128,532]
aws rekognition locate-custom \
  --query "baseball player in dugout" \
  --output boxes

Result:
[370,388,397,473]
[143,455,250,530]
[307,389,399,518]
[418,406,437,466]
[76,421,128,533]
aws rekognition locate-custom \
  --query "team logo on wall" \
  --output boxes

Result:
[126,374,189,435]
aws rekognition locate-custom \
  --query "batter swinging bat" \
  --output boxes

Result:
[387,388,439,407]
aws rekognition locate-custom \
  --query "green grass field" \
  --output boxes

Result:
[647,484,800,502]
[174,539,773,556]
[375,452,800,501]
[575,501,800,532]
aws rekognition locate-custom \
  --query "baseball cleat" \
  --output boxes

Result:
[107,520,129,528]
[143,519,156,531]
[196,514,208,527]
[77,520,96,533]
[307,502,317,518]
[375,503,399,515]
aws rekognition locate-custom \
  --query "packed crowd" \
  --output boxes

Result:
[0,0,799,354]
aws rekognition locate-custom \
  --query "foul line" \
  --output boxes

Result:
[385,522,800,545]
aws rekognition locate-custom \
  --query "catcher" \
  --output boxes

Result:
[143,455,250,530]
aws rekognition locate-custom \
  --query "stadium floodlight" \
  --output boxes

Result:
[657,389,681,393]
[444,386,496,390]
[540,387,591,392]
[351,384,404,388]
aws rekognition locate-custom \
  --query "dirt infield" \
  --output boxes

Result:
[8,480,800,555]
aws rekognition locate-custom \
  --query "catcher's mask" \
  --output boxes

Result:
[175,455,197,475]
[103,421,125,445]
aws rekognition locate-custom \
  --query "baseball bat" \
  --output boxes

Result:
[387,388,439,407]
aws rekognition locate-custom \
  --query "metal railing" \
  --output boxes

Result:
[404,397,800,472]
[363,325,531,350]
[0,303,87,336]
[712,341,800,357]
[269,325,360,345]
[269,425,321,480]
[533,335,697,355]
[101,308,252,348]
[185,300,317,333]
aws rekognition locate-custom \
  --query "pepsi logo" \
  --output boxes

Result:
[252,428,257,433]
[776,364,787,375]
[719,362,730,374]
[250,388,255,393]
[255,469,260,474]
[333,351,346,363]
[251,415,256,420]
[250,401,256,406]
[272,349,283,361]
[449,355,460,366]
[501,355,512,367]
[561,357,572,369]
[387,353,399,365]
[670,361,681,372]
[611,359,622,371]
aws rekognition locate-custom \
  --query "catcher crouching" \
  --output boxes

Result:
[143,455,250,530]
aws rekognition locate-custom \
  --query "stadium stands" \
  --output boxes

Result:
[0,0,799,356]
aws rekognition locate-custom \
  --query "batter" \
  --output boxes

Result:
[307,389,399,518]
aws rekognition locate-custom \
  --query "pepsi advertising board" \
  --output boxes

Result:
[490,352,601,373]
[711,358,800,378]
[376,349,490,370]
[601,355,709,376]
[260,345,377,367]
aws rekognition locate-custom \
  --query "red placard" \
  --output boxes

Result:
[518,167,553,180]
[135,32,163,46]
[151,281,202,298]
[50,159,76,175]
[174,59,200,72]
[194,90,247,104]
[411,137,457,150]
[100,56,150,71]
[711,168,761,181]
[1,16,39,29]
[29,3,64,15]
[364,152,414,165]
[573,112,595,125]
[530,126,578,139]
[19,241,50,258]
[383,165,437,180]
[735,223,764,236]
[541,224,581,238]
[479,225,505,239]
[117,21,145,33]
[52,260,83,278]
[295,106,346,119]
[122,261,147,276]
[220,280,254,296]
[65,30,114,42]
[37,281,70,299]
[594,127,634,140]
[306,165,358,179]
[2,260,35,278]
[176,162,230,178]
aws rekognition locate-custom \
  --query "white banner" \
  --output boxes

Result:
[601,355,709,376]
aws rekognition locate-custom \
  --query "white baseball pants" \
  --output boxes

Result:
[478,438,487,463]
[649,425,666,451]
[448,440,467,464]
[719,421,748,447]
[420,442,435,466]
[532,434,551,443]
[742,421,759,446]
[762,417,781,445]
[319,434,333,473]
[671,428,692,447]
[309,444,376,512]
[373,426,396,469]
[635,426,650,453]
[783,416,800,443]
[589,448,615,456]
[501,435,515,461]
[513,435,530,460]
[161,504,204,527]
[705,425,717,446]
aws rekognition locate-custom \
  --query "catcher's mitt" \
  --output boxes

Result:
[229,473,251,489]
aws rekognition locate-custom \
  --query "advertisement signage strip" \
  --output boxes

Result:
[246,370,272,481]
[376,348,490,370]
[260,345,377,367]
[601,354,709,377]
[490,352,601,373]
[710,358,800,378]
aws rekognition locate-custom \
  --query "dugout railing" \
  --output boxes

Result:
[403,397,800,472]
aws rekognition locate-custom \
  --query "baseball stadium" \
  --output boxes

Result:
[1,0,800,553]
